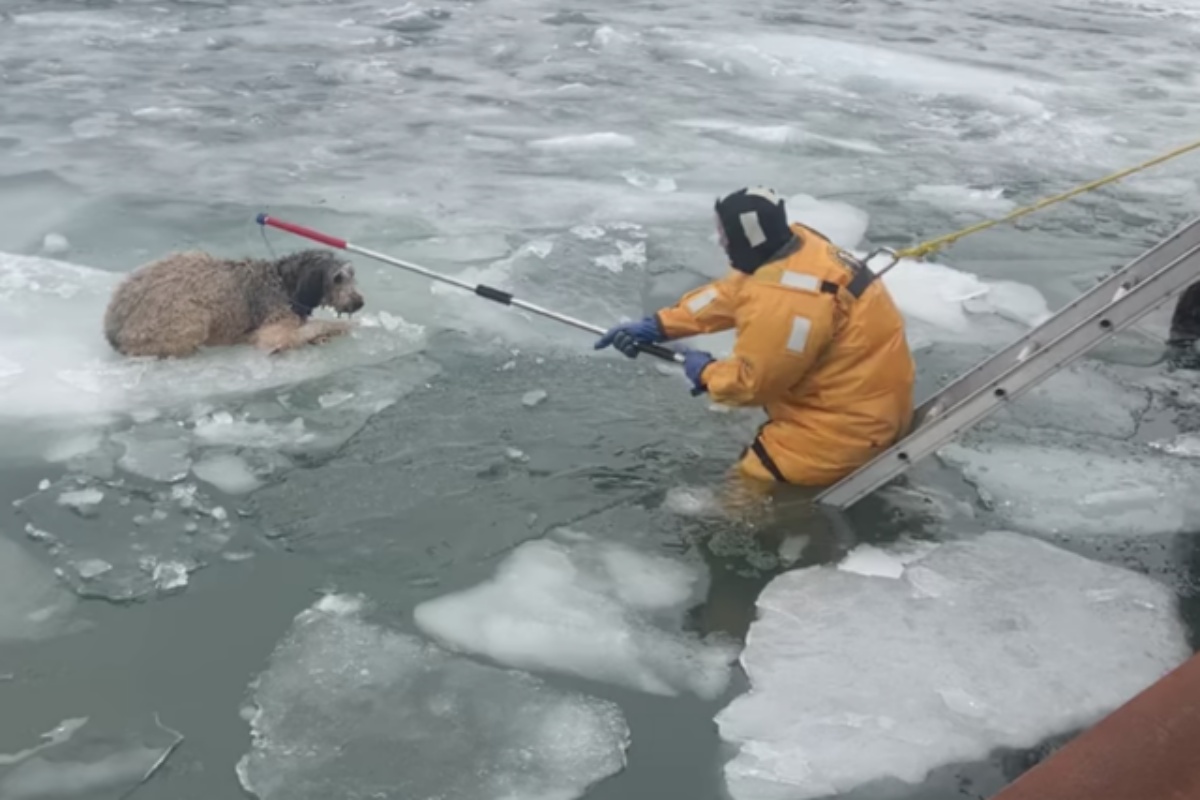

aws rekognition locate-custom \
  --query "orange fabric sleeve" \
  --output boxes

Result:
[655,270,745,339]
[700,288,836,407]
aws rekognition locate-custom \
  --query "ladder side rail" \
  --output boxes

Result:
[816,240,1200,509]
[909,217,1200,425]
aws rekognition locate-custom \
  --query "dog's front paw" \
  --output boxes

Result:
[305,319,352,346]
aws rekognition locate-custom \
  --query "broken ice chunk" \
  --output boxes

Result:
[836,542,936,579]
[236,593,629,800]
[571,224,606,240]
[0,718,89,767]
[56,488,104,516]
[41,233,70,255]
[75,559,114,581]
[662,486,721,517]
[192,454,263,495]
[111,430,191,484]
[413,530,738,699]
[0,536,77,643]
[150,560,190,593]
[522,389,548,407]
[44,433,103,463]
[714,531,1190,800]
[523,239,554,259]
[1150,433,1200,459]
[316,390,354,409]
[17,476,230,603]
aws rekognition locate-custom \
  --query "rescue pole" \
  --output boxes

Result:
[255,213,685,364]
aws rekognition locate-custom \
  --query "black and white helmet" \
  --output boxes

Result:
[714,186,795,273]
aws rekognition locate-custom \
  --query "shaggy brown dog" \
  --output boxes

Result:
[103,249,365,358]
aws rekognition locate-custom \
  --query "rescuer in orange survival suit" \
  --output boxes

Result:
[596,186,916,486]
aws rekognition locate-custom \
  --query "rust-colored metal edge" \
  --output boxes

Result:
[992,652,1200,800]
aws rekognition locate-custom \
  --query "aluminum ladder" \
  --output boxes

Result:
[815,215,1200,511]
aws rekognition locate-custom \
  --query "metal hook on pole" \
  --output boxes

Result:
[254,213,686,364]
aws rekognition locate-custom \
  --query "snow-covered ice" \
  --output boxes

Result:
[236,593,630,800]
[414,529,739,699]
[714,532,1190,800]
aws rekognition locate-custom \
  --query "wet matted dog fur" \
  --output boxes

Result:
[103,249,365,358]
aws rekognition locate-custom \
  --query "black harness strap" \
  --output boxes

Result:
[750,436,788,483]
[844,261,876,298]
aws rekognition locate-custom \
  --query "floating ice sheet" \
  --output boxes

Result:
[785,193,871,250]
[0,535,78,642]
[907,184,1018,216]
[15,473,236,602]
[529,131,637,151]
[673,119,887,157]
[865,251,1051,349]
[715,532,1190,800]
[0,714,182,800]
[413,529,739,699]
[939,436,1200,537]
[191,453,263,495]
[993,360,1151,438]
[684,32,1050,113]
[0,252,426,427]
[236,594,629,800]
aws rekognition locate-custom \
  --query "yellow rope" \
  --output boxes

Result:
[895,137,1200,261]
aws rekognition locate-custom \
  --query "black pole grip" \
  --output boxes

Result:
[637,342,680,362]
[475,284,513,305]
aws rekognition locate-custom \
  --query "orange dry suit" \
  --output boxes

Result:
[656,223,916,486]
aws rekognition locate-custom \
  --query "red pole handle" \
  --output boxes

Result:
[256,213,347,250]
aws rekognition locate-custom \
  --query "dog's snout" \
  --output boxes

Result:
[349,294,364,312]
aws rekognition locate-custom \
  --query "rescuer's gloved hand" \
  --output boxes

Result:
[594,316,666,358]
[682,349,715,393]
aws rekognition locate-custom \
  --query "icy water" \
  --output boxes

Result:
[4,0,1200,798]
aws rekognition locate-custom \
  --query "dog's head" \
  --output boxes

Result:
[276,249,365,318]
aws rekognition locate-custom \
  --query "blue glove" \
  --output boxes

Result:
[594,316,666,358]
[682,349,715,393]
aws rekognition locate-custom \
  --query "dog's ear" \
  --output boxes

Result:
[290,266,327,318]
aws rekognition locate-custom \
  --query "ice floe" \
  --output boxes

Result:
[413,529,739,699]
[236,593,630,800]
[714,531,1190,800]
[0,715,182,800]
[15,473,236,603]
[0,535,79,642]
[0,251,426,428]
[939,436,1200,537]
